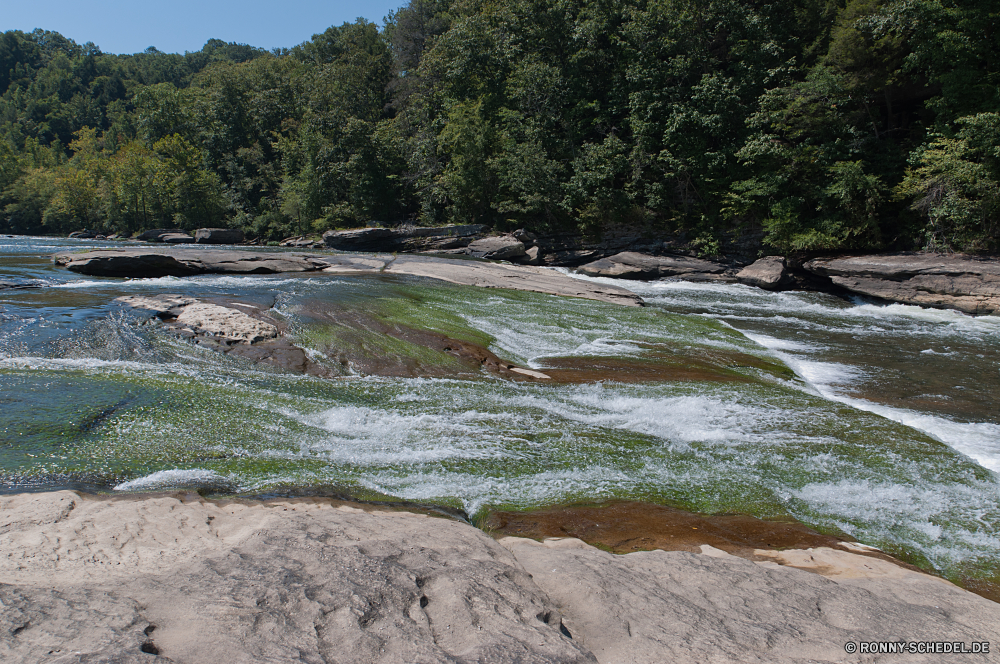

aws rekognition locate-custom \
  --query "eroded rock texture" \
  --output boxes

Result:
[0,492,593,664]
[502,537,1000,664]
[804,253,1000,315]
[3,492,999,664]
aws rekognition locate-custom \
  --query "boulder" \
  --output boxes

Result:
[160,232,196,244]
[466,235,527,260]
[513,228,538,247]
[136,228,186,242]
[736,256,793,290]
[515,246,543,266]
[117,295,279,344]
[543,249,602,266]
[576,251,732,281]
[195,228,244,244]
[803,253,1000,315]
[55,251,203,277]
[402,225,488,251]
[68,230,97,239]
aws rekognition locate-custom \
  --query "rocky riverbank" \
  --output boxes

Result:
[575,250,1000,315]
[51,248,642,307]
[802,253,1000,315]
[33,229,1000,315]
[1,491,996,663]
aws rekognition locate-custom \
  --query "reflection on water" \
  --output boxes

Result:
[1,237,999,586]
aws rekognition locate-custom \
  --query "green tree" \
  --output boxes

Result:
[897,113,1000,252]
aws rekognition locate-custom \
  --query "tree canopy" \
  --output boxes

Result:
[1,0,997,253]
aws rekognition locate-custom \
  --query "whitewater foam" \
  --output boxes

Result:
[746,334,1000,474]
[114,468,226,491]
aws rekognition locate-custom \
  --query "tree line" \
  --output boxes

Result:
[1,0,997,254]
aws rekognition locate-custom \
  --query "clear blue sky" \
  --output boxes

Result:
[2,0,404,54]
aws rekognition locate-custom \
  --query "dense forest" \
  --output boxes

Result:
[0,0,997,254]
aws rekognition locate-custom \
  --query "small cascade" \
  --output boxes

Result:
[1,236,999,588]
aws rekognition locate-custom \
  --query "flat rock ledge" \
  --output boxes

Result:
[53,248,332,277]
[52,248,643,307]
[2,491,997,664]
[803,253,1000,315]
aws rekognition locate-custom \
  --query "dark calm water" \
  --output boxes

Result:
[1,236,998,585]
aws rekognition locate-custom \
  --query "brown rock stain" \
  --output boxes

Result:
[483,500,1000,604]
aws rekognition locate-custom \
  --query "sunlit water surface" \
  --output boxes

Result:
[1,236,998,585]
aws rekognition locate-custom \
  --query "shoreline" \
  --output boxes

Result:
[6,229,996,315]
[3,489,998,663]
[8,487,1000,598]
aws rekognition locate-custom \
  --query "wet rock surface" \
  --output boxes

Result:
[576,251,735,281]
[288,298,553,381]
[485,501,922,571]
[803,253,1000,315]
[115,294,334,378]
[533,346,790,384]
[115,293,557,381]
[3,491,998,664]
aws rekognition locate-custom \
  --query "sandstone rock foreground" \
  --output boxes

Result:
[52,248,643,307]
[2,491,997,663]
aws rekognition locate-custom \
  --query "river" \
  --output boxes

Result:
[1,236,998,589]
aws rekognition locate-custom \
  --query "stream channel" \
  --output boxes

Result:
[2,236,998,591]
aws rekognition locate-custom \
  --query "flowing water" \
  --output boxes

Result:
[1,236,998,587]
